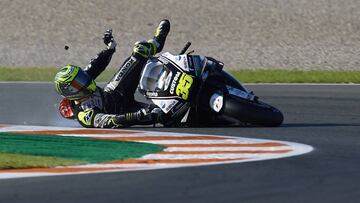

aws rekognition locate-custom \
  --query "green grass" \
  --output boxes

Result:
[0,152,83,169]
[230,69,360,83]
[0,67,58,81]
[0,67,359,83]
[0,67,117,82]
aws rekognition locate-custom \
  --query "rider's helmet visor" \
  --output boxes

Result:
[55,65,96,101]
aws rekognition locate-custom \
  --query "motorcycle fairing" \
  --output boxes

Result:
[160,52,207,77]
[140,53,196,101]
[139,52,203,121]
[152,99,179,114]
[159,52,190,72]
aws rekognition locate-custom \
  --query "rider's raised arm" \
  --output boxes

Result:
[84,30,117,79]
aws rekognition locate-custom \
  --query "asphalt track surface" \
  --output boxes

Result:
[0,82,359,203]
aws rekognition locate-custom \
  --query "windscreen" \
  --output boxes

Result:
[139,60,172,92]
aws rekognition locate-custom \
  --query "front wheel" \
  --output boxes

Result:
[223,96,284,127]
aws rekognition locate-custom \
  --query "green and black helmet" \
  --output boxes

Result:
[54,65,97,100]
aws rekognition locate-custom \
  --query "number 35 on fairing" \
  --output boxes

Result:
[176,73,193,100]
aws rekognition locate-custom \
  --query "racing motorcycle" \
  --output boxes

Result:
[138,42,283,127]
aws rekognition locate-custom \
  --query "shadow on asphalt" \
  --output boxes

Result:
[282,123,360,128]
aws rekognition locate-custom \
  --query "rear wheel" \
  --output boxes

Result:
[223,96,284,127]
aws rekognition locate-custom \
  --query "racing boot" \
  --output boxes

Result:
[133,19,170,58]
[151,19,170,53]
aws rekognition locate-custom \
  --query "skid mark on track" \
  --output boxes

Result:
[0,125,313,179]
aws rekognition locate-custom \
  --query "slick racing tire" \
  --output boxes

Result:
[223,96,284,127]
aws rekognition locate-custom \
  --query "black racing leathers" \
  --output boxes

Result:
[72,48,154,128]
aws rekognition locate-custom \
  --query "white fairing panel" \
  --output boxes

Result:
[152,99,179,114]
[161,52,189,72]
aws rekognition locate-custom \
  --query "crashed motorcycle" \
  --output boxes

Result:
[138,43,283,127]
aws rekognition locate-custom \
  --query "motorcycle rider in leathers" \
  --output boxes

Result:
[54,20,170,128]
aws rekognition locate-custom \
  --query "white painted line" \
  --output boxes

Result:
[128,139,280,145]
[71,163,191,168]
[140,154,277,159]
[164,146,292,151]
[53,133,226,138]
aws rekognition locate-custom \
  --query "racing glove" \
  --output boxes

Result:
[148,106,164,124]
[103,29,117,50]
[59,98,75,119]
